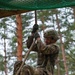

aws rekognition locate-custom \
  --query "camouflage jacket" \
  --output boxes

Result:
[27,36,59,75]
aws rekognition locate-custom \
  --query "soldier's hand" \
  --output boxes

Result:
[34,32,40,40]
[32,24,39,34]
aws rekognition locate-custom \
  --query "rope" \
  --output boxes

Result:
[35,10,37,24]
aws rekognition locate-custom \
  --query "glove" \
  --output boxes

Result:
[34,32,40,40]
[32,24,39,33]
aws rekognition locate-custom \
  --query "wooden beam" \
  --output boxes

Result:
[0,10,30,18]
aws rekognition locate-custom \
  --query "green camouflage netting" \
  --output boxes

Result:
[0,0,75,10]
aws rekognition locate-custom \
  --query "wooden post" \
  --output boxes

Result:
[16,14,23,61]
[4,30,7,75]
[56,13,68,75]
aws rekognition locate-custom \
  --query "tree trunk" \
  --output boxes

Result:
[72,7,75,23]
[56,57,60,75]
[16,14,23,61]
[4,30,7,75]
[56,14,68,75]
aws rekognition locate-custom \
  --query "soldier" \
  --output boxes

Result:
[13,24,59,75]
[25,24,59,75]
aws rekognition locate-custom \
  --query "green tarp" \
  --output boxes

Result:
[0,0,75,18]
[0,0,75,10]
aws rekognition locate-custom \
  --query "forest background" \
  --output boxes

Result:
[0,7,75,75]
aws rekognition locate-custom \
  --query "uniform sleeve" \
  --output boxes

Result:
[37,39,59,54]
[26,35,33,49]
[31,43,38,52]
[26,35,38,52]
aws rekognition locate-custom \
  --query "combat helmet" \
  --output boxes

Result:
[44,29,59,40]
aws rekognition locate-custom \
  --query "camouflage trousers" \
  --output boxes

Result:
[13,61,52,75]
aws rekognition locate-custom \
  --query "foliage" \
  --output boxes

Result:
[0,55,4,71]
[0,7,75,75]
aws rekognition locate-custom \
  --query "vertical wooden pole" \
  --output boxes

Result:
[16,14,23,61]
[56,14,68,75]
[72,7,75,23]
[4,30,7,75]
[56,58,60,75]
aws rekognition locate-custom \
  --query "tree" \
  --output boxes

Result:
[16,14,23,61]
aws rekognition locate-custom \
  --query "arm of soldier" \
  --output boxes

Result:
[26,35,38,52]
[26,35,34,49]
[36,38,59,54]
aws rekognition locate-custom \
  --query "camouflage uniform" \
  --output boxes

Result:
[13,30,59,75]
[26,30,59,75]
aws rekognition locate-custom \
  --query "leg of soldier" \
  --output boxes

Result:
[13,61,23,75]
[34,67,49,75]
[20,65,34,75]
[20,65,52,75]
